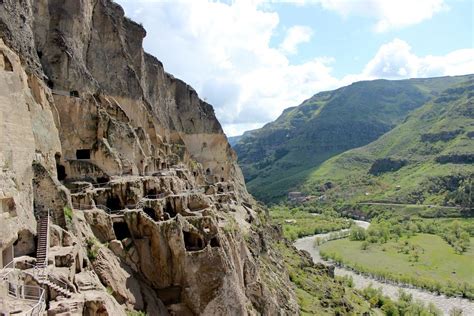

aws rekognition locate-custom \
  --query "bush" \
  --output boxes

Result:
[349,226,366,241]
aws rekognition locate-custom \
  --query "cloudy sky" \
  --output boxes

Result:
[116,0,474,136]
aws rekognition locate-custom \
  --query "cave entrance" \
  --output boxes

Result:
[146,188,157,197]
[143,207,158,221]
[54,153,66,181]
[164,200,176,218]
[210,237,220,248]
[205,168,211,176]
[106,196,123,211]
[96,176,110,186]
[113,222,132,240]
[76,149,91,160]
[56,164,66,181]
[183,231,205,251]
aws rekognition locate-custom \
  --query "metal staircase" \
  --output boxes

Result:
[33,209,75,298]
[35,210,49,282]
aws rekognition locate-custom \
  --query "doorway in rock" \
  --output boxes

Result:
[143,207,158,221]
[113,222,132,240]
[55,153,66,181]
[164,200,176,218]
[106,196,123,211]
[183,231,205,251]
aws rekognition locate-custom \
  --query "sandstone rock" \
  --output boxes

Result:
[0,1,298,315]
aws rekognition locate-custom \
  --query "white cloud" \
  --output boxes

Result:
[279,25,313,54]
[117,0,339,135]
[310,0,447,32]
[354,38,474,81]
[116,1,472,136]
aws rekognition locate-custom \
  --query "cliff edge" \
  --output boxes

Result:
[0,0,298,314]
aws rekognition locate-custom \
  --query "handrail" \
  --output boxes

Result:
[4,280,46,315]
[0,260,15,280]
[71,202,94,210]
[143,193,167,199]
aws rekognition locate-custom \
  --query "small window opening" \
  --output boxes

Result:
[221,177,225,182]
[76,149,91,160]
[70,90,79,97]
[113,222,132,240]
[218,187,224,193]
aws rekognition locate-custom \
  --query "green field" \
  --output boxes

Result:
[270,205,352,241]
[320,233,474,297]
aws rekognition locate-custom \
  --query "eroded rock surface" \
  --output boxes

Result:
[0,0,298,314]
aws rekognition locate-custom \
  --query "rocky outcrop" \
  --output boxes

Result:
[0,0,298,315]
[368,157,408,175]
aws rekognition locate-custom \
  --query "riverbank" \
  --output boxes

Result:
[294,221,474,315]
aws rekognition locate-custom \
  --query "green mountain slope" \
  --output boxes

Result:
[234,75,473,203]
[302,78,474,207]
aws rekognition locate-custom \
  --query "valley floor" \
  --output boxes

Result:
[320,234,474,296]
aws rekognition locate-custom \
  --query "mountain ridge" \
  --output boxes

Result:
[234,74,474,203]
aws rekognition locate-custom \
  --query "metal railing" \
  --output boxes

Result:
[5,281,46,316]
[143,193,167,200]
[71,202,94,210]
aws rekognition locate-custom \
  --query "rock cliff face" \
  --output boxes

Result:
[0,0,298,314]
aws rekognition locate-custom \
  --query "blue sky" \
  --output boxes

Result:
[116,0,474,136]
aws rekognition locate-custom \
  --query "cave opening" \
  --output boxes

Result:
[46,79,54,89]
[70,90,79,98]
[55,152,66,181]
[164,200,176,218]
[96,176,109,185]
[205,168,211,175]
[76,149,91,160]
[113,222,132,240]
[210,237,220,248]
[217,187,224,193]
[143,207,158,221]
[106,196,123,211]
[183,231,205,251]
[56,164,66,181]
[146,188,157,197]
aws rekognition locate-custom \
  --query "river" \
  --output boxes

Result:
[293,220,474,315]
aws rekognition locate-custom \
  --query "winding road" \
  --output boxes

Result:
[294,220,474,315]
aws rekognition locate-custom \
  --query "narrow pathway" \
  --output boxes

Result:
[294,220,474,315]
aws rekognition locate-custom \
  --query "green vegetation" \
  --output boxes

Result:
[361,286,442,316]
[233,75,473,203]
[320,233,474,298]
[63,206,73,226]
[86,237,101,261]
[303,78,474,208]
[270,204,352,241]
[273,240,372,315]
